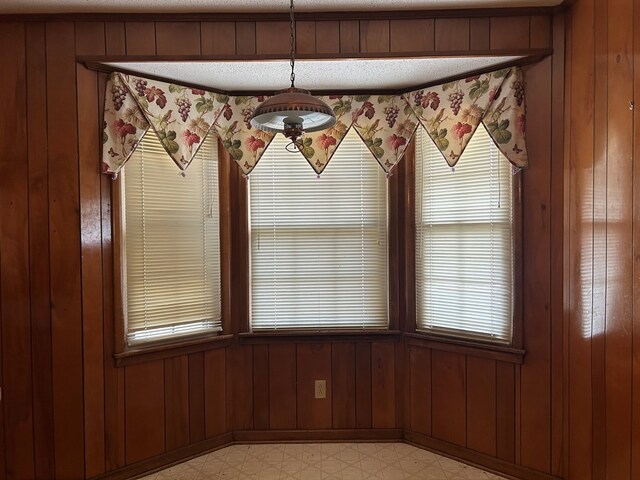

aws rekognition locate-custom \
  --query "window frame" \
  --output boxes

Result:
[404,136,524,356]
[112,137,233,362]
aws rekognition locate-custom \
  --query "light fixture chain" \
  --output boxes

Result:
[289,0,296,88]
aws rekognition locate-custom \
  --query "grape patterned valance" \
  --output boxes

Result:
[102,66,528,178]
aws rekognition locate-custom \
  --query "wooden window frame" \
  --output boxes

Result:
[111,138,233,366]
[403,138,525,363]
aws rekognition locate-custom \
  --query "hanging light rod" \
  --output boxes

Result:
[250,0,336,148]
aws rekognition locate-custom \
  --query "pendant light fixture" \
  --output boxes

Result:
[250,0,336,148]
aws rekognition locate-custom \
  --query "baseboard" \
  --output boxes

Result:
[234,428,404,443]
[404,431,562,480]
[90,432,234,480]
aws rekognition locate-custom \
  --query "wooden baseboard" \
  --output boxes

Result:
[404,431,561,480]
[90,432,234,480]
[234,429,404,443]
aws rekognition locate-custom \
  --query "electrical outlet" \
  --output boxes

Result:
[314,379,326,399]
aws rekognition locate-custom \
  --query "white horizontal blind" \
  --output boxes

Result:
[415,125,514,343]
[249,129,388,330]
[121,133,221,344]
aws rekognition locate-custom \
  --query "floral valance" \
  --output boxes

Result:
[102,67,528,178]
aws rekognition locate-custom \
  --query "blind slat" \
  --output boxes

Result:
[250,130,388,330]
[122,134,222,344]
[415,126,514,344]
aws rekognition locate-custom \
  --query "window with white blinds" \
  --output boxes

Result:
[249,129,388,330]
[415,125,514,344]
[120,133,221,344]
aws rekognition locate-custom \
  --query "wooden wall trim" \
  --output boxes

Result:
[405,335,525,364]
[234,429,403,442]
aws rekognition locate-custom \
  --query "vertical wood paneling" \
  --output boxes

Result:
[269,344,297,430]
[201,22,236,55]
[235,22,256,55]
[530,16,551,49]
[339,20,360,53]
[315,21,340,54]
[296,21,316,54]
[156,22,201,55]
[204,348,228,437]
[75,22,105,55]
[371,342,395,429]
[633,2,640,478]
[390,19,434,52]
[359,20,390,53]
[188,352,205,443]
[0,21,35,480]
[256,21,290,55]
[496,362,515,462]
[489,17,531,49]
[252,345,270,430]
[431,351,466,446]
[105,22,126,55]
[46,21,85,480]
[409,346,431,435]
[125,361,165,464]
[125,22,156,55]
[469,18,490,50]
[331,343,356,429]
[164,356,190,451]
[297,344,332,429]
[466,357,496,457]
[25,21,55,480]
[434,18,470,51]
[355,343,373,429]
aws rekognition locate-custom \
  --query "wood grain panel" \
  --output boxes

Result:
[269,344,297,430]
[105,22,126,55]
[236,22,256,55]
[125,361,165,464]
[75,22,105,55]
[466,357,496,457]
[371,342,396,429]
[201,22,236,55]
[156,22,201,55]
[331,343,356,428]
[520,57,552,474]
[296,21,316,54]
[340,20,360,53]
[431,350,466,446]
[633,2,640,478]
[297,343,332,429]
[0,21,35,480]
[252,344,270,430]
[390,19,434,52]
[355,343,372,429]
[359,20,390,53]
[256,21,290,55]
[125,22,156,55]
[204,348,228,437]
[25,21,55,480]
[469,18,490,50]
[409,345,431,435]
[315,21,340,54]
[434,18,470,51]
[78,62,106,478]
[188,352,205,443]
[165,356,190,451]
[530,16,551,49]
[490,16,531,49]
[496,362,515,462]
[45,21,85,480]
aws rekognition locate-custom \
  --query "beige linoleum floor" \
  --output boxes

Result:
[139,442,508,480]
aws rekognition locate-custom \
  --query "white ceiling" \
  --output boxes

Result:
[104,56,523,92]
[2,0,562,13]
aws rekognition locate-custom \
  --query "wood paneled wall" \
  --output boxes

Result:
[564,0,640,479]
[0,10,559,480]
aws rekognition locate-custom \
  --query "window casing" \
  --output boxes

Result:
[414,125,515,344]
[248,130,389,331]
[117,133,222,346]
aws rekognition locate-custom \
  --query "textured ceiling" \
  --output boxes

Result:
[104,56,523,92]
[2,0,562,13]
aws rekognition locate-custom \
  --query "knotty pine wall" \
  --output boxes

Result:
[0,11,559,480]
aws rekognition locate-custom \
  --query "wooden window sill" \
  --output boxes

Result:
[114,333,234,367]
[239,330,401,344]
[404,332,525,364]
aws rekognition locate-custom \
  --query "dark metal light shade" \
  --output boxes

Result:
[250,87,336,135]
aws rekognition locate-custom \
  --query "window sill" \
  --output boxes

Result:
[239,330,401,344]
[114,333,234,367]
[404,332,525,364]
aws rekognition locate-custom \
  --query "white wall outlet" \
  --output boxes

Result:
[314,379,326,399]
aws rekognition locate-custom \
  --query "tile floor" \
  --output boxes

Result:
[139,442,508,480]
